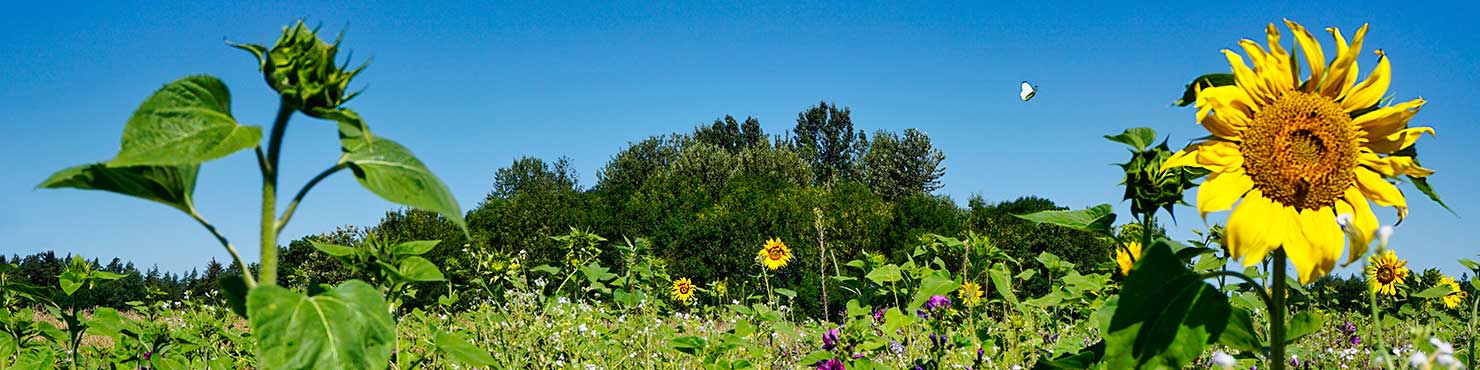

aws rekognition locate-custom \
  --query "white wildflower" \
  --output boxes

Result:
[1211,351,1236,369]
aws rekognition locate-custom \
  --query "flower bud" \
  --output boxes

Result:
[232,21,366,118]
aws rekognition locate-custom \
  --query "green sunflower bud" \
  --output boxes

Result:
[231,21,366,119]
[1107,127,1208,219]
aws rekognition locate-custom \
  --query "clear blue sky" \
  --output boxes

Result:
[2,1,1476,278]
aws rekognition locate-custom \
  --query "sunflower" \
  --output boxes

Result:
[1166,20,1436,284]
[1365,249,1409,296]
[958,281,985,307]
[1438,275,1468,309]
[672,277,696,304]
[757,237,792,270]
[712,281,728,297]
[1115,241,1143,277]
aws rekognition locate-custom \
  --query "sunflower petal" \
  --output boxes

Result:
[1285,20,1326,91]
[1197,169,1253,219]
[1335,187,1378,266]
[1354,168,1408,219]
[1226,191,1288,266]
[1261,23,1296,91]
[1322,24,1368,99]
[1360,151,1435,178]
[1354,98,1425,140]
[1285,207,1343,284]
[1195,85,1255,139]
[1343,50,1390,112]
[1224,49,1271,105]
[1165,140,1243,173]
[1367,126,1435,155]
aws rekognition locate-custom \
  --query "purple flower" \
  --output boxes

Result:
[816,358,845,370]
[852,352,865,359]
[890,341,905,354]
[822,328,840,350]
[873,308,887,321]
[1341,321,1357,334]
[1349,335,1361,346]
[142,351,152,361]
[916,309,928,318]
[925,295,952,310]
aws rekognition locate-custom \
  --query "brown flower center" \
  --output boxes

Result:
[767,246,785,261]
[1376,266,1395,284]
[1241,91,1359,211]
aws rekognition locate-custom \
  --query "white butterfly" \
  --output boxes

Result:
[1020,81,1038,101]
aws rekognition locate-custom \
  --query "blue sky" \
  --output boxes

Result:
[2,1,1476,278]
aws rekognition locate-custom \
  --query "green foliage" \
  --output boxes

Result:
[339,125,468,236]
[109,75,262,167]
[1107,127,1207,219]
[792,101,868,185]
[247,280,395,370]
[38,164,200,215]
[861,128,946,200]
[1103,240,1230,369]
[1014,203,1117,237]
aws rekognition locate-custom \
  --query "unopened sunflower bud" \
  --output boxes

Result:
[232,20,367,119]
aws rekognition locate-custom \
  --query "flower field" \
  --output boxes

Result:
[3,16,1477,370]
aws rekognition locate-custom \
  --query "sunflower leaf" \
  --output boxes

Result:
[1412,286,1453,299]
[1014,204,1117,236]
[1173,73,1235,107]
[1105,128,1159,151]
[1103,239,1230,369]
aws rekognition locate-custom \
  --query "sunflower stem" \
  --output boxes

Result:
[1271,248,1288,370]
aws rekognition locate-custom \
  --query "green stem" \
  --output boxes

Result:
[259,100,294,286]
[1270,248,1287,370]
[1369,274,1383,365]
[187,209,257,289]
[275,163,347,230]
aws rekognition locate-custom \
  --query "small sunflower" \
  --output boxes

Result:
[958,281,985,307]
[1438,275,1467,309]
[1115,241,1144,277]
[672,277,696,304]
[1365,249,1409,296]
[1166,20,1436,284]
[712,281,728,297]
[757,237,792,270]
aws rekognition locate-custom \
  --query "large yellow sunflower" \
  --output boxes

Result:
[1438,275,1468,309]
[1166,20,1436,283]
[672,277,696,304]
[757,237,792,270]
[1115,241,1143,277]
[1365,249,1409,296]
[958,281,985,307]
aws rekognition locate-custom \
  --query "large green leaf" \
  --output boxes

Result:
[989,263,1021,309]
[1412,285,1454,299]
[1218,307,1264,353]
[1103,240,1230,369]
[310,241,358,257]
[338,128,467,236]
[38,163,199,214]
[1105,128,1158,151]
[865,264,903,285]
[398,257,446,282]
[434,331,495,367]
[391,240,440,257]
[109,75,261,166]
[1173,73,1235,107]
[247,280,395,370]
[1014,204,1117,236]
[1283,311,1323,345]
[907,272,960,311]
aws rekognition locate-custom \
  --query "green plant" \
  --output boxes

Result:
[37,21,467,370]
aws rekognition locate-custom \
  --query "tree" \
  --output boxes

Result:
[861,128,946,200]
[491,156,580,200]
[791,102,868,185]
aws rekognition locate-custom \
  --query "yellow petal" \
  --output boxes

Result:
[1286,207,1342,284]
[1354,168,1408,219]
[1197,169,1254,219]
[1367,126,1435,155]
[1360,151,1435,178]
[1224,49,1271,105]
[1165,141,1244,173]
[1226,191,1288,266]
[1264,23,1295,88]
[1343,50,1390,112]
[1354,98,1425,140]
[1195,85,1255,139]
[1285,20,1326,91]
[1322,24,1368,99]
[1335,187,1378,266]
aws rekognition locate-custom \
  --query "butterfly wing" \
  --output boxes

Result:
[1020,81,1037,101]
